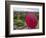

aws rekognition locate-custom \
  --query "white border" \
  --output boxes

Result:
[10,5,43,35]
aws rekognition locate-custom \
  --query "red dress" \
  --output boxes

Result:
[25,13,38,29]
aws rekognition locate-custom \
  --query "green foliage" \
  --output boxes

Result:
[14,13,25,27]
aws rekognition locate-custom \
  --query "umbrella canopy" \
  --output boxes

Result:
[25,13,38,29]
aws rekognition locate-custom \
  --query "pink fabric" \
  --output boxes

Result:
[25,13,38,29]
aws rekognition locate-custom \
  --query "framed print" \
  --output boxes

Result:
[5,1,45,37]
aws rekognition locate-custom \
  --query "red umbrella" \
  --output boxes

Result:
[25,13,38,29]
